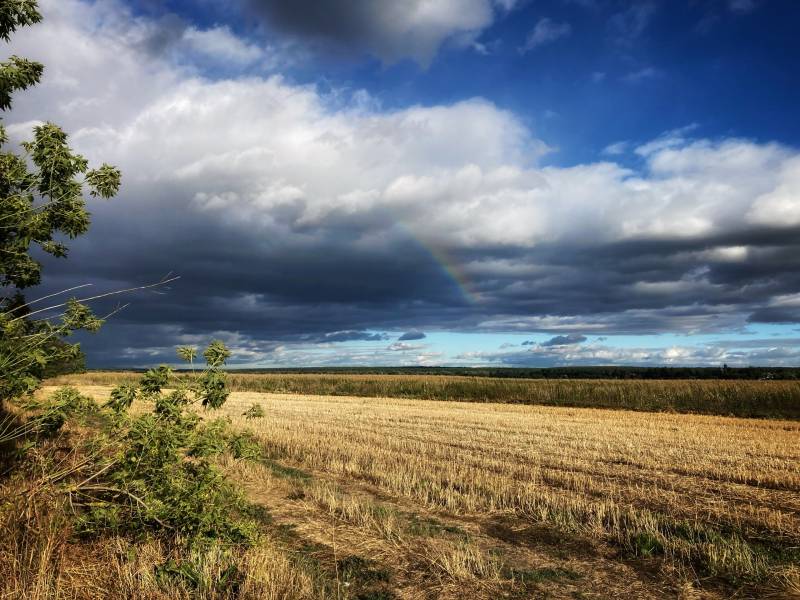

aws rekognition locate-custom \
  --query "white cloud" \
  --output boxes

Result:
[746,157,800,226]
[180,25,266,66]
[455,337,800,367]
[15,0,798,261]
[602,141,628,155]
[7,0,800,356]
[521,18,572,52]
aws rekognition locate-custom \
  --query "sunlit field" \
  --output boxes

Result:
[48,371,800,419]
[33,375,800,599]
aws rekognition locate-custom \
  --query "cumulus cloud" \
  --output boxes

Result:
[457,338,800,368]
[178,25,266,66]
[8,0,800,366]
[399,331,427,341]
[387,341,425,352]
[541,334,587,347]
[520,18,571,52]
[602,141,628,155]
[243,0,517,64]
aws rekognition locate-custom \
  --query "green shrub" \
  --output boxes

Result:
[68,341,262,547]
[243,403,265,420]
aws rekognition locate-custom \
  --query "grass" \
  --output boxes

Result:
[5,377,800,598]
[0,447,324,600]
[49,371,800,419]
[215,388,800,594]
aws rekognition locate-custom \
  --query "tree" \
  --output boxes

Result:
[0,7,255,592]
[0,0,121,404]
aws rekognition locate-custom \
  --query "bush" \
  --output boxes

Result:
[243,403,265,420]
[68,341,262,547]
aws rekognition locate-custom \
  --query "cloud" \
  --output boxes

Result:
[457,338,800,368]
[602,141,628,155]
[314,331,389,343]
[541,334,588,347]
[622,66,661,83]
[179,25,266,66]
[520,18,571,52]
[609,2,656,45]
[243,0,517,64]
[398,331,427,341]
[728,0,759,14]
[387,341,425,352]
[8,0,800,367]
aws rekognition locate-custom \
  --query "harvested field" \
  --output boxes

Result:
[61,383,800,599]
[48,372,800,419]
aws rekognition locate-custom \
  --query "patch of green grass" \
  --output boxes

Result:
[507,566,582,584]
[337,555,391,584]
[356,591,398,600]
[631,532,664,557]
[262,458,312,481]
[404,514,470,539]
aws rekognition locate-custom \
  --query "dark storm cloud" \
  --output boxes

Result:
[461,227,800,335]
[12,1,800,368]
[398,331,426,341]
[245,0,377,44]
[240,0,502,63]
[135,13,187,57]
[541,334,587,347]
[39,187,800,366]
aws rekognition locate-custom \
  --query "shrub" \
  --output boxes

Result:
[243,403,265,420]
[68,341,262,547]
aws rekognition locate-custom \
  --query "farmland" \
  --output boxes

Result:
[18,374,800,599]
[47,371,800,420]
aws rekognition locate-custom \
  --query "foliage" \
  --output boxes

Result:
[243,403,265,420]
[0,0,120,409]
[0,6,261,593]
[176,345,197,364]
[69,341,263,547]
[41,336,87,377]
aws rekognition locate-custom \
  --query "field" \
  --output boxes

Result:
[19,373,800,599]
[48,371,800,419]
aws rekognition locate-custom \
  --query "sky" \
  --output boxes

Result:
[6,0,800,368]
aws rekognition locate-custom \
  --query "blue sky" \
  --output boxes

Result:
[7,0,800,367]
[129,0,800,165]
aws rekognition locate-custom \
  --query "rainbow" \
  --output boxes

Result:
[411,234,481,306]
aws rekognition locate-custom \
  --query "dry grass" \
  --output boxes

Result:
[216,389,800,594]
[49,371,800,419]
[6,379,800,598]
[0,397,326,600]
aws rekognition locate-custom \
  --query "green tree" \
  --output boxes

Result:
[0,7,254,590]
[0,0,121,405]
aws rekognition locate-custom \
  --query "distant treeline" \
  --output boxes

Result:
[96,365,800,380]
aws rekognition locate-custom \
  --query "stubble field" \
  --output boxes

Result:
[43,373,800,600]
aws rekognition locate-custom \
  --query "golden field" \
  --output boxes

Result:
[30,378,799,600]
[47,371,800,419]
